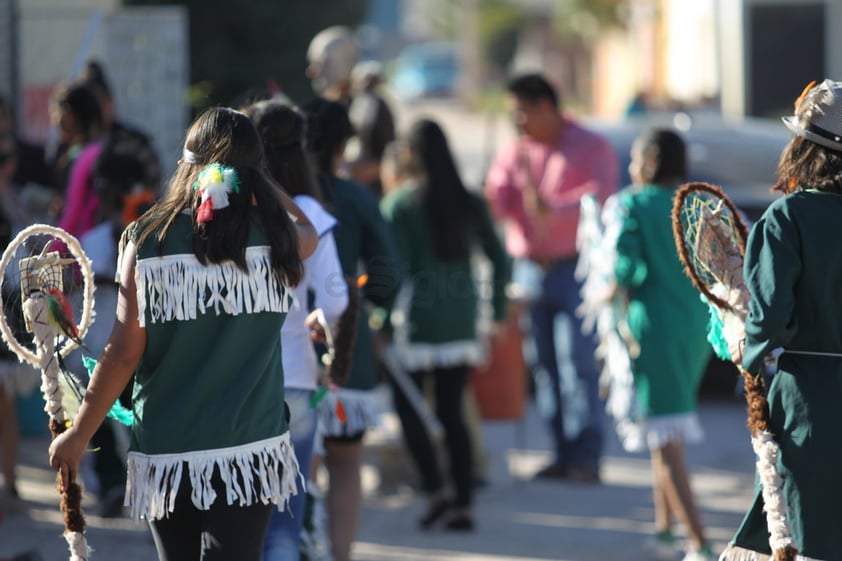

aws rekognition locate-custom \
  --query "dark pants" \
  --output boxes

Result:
[392,365,473,507]
[529,258,604,471]
[148,470,273,561]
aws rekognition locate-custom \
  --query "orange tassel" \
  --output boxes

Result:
[336,400,347,424]
[356,274,368,289]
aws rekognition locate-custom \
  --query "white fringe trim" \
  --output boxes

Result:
[392,340,486,372]
[718,544,822,561]
[616,412,704,453]
[65,530,91,561]
[134,246,293,327]
[751,429,794,553]
[125,432,301,521]
[318,388,381,437]
[390,280,487,371]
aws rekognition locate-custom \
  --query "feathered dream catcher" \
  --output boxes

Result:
[0,224,95,561]
[671,182,796,561]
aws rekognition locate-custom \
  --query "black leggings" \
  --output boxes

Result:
[391,364,473,507]
[147,471,273,561]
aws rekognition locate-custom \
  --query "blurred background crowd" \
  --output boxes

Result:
[0,1,837,560]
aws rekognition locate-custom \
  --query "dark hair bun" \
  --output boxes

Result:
[247,100,307,152]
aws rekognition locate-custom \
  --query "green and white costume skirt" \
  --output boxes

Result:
[125,432,301,520]
[317,388,382,438]
[616,412,704,453]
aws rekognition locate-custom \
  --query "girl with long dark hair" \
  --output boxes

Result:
[379,118,510,531]
[301,98,400,561]
[245,99,350,561]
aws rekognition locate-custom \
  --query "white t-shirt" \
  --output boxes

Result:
[281,195,348,390]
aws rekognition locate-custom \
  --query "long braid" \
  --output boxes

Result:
[741,371,769,435]
[326,275,359,386]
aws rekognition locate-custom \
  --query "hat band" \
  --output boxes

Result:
[805,122,842,148]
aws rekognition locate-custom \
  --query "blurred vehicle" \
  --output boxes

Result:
[587,112,791,223]
[389,42,460,100]
[584,113,792,397]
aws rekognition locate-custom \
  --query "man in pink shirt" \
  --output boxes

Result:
[485,73,618,483]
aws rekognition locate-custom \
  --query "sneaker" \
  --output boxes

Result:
[643,531,679,561]
[300,481,333,561]
[681,545,716,561]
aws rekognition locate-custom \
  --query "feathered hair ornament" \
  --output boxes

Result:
[193,163,240,224]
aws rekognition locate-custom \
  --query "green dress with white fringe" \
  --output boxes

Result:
[124,212,300,521]
[613,183,712,451]
[377,182,510,368]
[318,175,401,436]
[722,191,842,561]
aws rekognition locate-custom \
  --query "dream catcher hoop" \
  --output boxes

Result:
[0,224,95,561]
[672,181,749,312]
[672,182,796,561]
[0,224,95,364]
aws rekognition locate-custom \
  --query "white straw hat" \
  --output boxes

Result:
[782,79,842,152]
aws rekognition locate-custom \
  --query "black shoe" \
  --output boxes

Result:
[12,551,44,561]
[565,465,601,485]
[532,462,568,481]
[444,515,474,532]
[418,498,450,530]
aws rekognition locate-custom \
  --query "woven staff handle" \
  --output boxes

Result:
[0,224,95,560]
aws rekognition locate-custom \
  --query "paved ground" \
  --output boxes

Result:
[1,395,757,561]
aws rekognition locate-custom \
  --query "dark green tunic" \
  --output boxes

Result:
[731,190,842,560]
[131,213,291,454]
[322,175,400,391]
[124,212,300,520]
[378,184,509,367]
